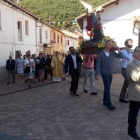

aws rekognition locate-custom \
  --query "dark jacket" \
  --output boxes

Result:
[36,58,45,70]
[65,54,81,75]
[95,50,122,77]
[6,59,15,70]
[44,58,51,68]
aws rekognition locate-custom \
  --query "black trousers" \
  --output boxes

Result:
[44,69,48,80]
[70,69,80,94]
[120,69,129,99]
[128,100,140,132]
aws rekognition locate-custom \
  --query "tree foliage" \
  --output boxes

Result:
[14,0,110,31]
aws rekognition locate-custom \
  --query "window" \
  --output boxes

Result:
[57,35,59,44]
[54,32,56,40]
[39,28,42,44]
[25,20,29,35]
[17,21,22,41]
[0,12,1,30]
[45,31,48,39]
[61,35,62,44]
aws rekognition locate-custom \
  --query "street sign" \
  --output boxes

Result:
[51,40,56,43]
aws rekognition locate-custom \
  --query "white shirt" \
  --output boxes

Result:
[24,59,35,73]
[105,52,109,57]
[122,49,134,68]
[71,54,78,69]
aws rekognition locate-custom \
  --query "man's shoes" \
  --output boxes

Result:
[128,131,140,139]
[119,98,129,103]
[73,93,79,96]
[84,90,88,93]
[70,91,73,96]
[107,105,116,110]
[7,82,10,85]
[91,92,98,95]
[103,102,108,106]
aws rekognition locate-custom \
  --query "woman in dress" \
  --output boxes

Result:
[24,54,35,88]
[16,53,24,84]
[36,53,45,83]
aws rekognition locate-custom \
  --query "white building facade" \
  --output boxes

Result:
[62,30,79,53]
[0,0,51,81]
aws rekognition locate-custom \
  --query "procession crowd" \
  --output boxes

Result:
[5,38,140,139]
[6,52,69,88]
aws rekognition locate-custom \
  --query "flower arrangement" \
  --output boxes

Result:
[96,36,117,54]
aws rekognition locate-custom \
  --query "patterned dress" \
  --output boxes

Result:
[16,58,24,75]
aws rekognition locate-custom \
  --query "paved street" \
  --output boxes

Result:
[0,74,139,140]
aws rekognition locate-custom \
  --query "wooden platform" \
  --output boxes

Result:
[81,42,98,54]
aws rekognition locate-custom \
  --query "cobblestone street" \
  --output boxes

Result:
[0,74,139,140]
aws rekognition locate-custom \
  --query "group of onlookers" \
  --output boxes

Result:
[6,52,53,88]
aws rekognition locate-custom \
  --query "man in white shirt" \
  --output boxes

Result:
[65,47,82,96]
[120,39,134,103]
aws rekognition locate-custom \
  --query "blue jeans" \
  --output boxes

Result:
[101,74,113,106]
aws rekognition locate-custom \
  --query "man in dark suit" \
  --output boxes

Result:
[43,54,51,80]
[6,56,16,85]
[65,47,81,96]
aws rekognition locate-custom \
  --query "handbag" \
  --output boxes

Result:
[25,67,30,73]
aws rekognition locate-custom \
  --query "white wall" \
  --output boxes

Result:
[0,2,36,67]
[36,24,51,55]
[82,0,140,48]
[64,36,77,53]
[0,2,51,68]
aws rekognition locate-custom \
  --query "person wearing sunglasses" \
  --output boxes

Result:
[65,47,82,96]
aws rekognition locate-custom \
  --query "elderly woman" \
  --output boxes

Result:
[51,51,64,82]
[24,54,35,88]
[16,53,24,84]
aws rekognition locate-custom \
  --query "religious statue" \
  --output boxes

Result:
[86,7,104,43]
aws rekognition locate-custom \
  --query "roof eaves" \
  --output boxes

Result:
[75,0,120,20]
[2,0,60,29]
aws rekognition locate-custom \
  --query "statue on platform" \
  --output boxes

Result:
[86,7,104,43]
